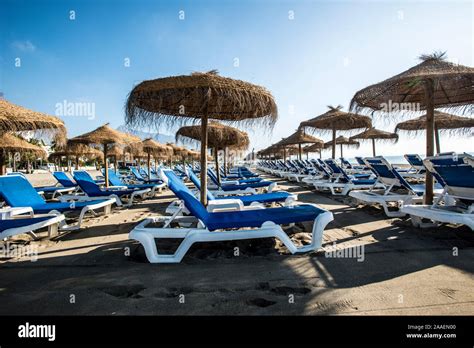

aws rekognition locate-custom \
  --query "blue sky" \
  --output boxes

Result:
[1,0,472,157]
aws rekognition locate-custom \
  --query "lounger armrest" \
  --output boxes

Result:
[104,186,128,191]
[0,207,34,219]
[207,199,244,212]
[221,180,240,185]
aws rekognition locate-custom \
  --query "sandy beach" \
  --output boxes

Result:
[1,170,473,315]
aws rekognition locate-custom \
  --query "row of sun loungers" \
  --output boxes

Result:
[258,153,474,231]
[2,153,471,264]
[0,167,168,239]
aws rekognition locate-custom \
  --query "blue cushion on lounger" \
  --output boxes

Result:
[0,216,55,232]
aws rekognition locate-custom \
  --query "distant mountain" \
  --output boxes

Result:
[117,125,175,144]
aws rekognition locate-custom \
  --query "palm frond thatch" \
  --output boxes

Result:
[0,99,66,138]
[125,71,278,131]
[68,123,130,146]
[323,136,360,149]
[175,122,250,151]
[395,111,474,136]
[278,128,324,146]
[0,132,47,159]
[350,127,399,142]
[299,105,372,134]
[350,53,474,116]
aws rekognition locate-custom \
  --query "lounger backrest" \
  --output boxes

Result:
[365,157,400,187]
[131,167,145,180]
[340,158,352,169]
[404,154,424,169]
[0,175,46,207]
[188,169,215,201]
[105,170,125,186]
[163,170,209,223]
[324,159,349,180]
[53,172,76,187]
[72,171,103,195]
[424,154,473,198]
[207,169,220,186]
[355,157,365,166]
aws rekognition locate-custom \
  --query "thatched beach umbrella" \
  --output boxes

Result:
[300,105,371,159]
[176,122,250,184]
[278,129,324,160]
[0,99,66,142]
[106,145,126,172]
[68,123,140,187]
[303,142,324,159]
[0,133,46,174]
[142,138,172,178]
[125,70,277,205]
[323,136,360,158]
[350,127,398,156]
[395,111,474,154]
[350,52,474,203]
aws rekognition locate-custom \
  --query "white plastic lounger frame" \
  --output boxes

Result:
[349,190,421,217]
[313,181,384,196]
[52,197,116,230]
[400,204,474,230]
[59,188,150,207]
[129,207,334,263]
[1,213,65,239]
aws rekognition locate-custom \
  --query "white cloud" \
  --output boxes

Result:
[11,40,36,52]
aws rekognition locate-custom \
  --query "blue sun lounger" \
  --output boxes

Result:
[130,167,163,184]
[52,171,78,188]
[0,175,115,230]
[311,159,382,195]
[183,168,296,208]
[72,171,151,207]
[8,172,75,198]
[207,169,276,193]
[105,170,165,196]
[129,170,333,263]
[211,169,262,184]
[401,153,474,230]
[349,157,443,217]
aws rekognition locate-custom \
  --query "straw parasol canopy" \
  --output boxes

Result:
[125,70,278,205]
[299,105,371,159]
[323,136,360,158]
[278,128,324,160]
[0,99,66,145]
[141,138,172,177]
[350,127,398,156]
[303,142,324,159]
[0,133,47,174]
[350,52,474,203]
[176,122,250,184]
[176,122,250,151]
[395,111,474,154]
[68,123,140,187]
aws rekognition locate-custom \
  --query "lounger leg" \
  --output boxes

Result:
[48,223,58,238]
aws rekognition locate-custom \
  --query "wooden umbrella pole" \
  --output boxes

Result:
[76,156,80,170]
[0,153,5,175]
[147,152,151,179]
[435,124,441,154]
[372,138,376,156]
[214,148,221,186]
[223,147,227,174]
[340,144,343,158]
[319,150,322,159]
[298,144,302,160]
[332,125,336,159]
[200,114,209,205]
[114,157,118,173]
[424,79,435,204]
[103,143,109,188]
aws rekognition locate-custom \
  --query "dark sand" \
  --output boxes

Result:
[1,171,473,315]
